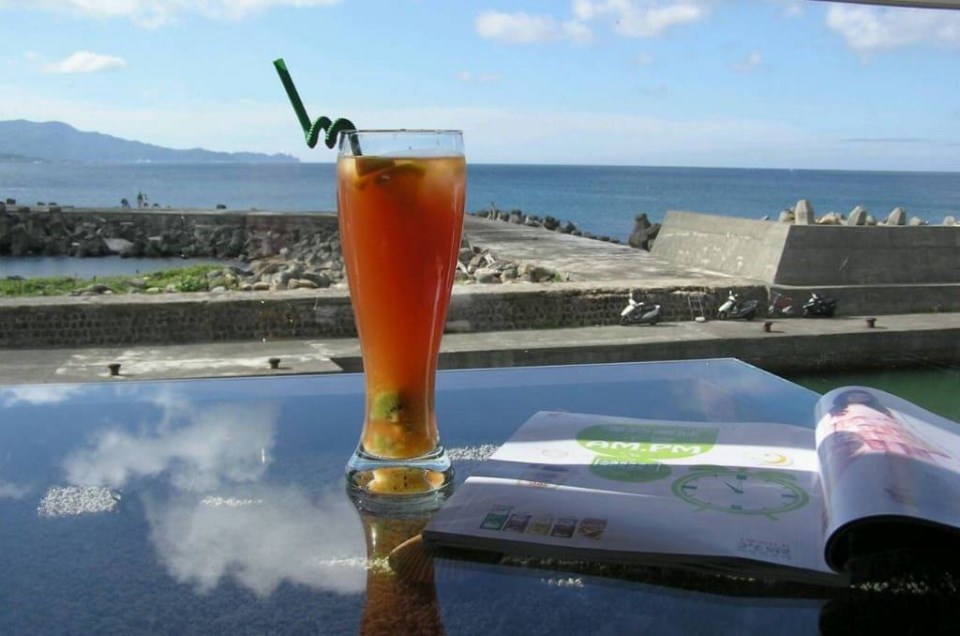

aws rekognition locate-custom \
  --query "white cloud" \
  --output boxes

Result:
[731,50,762,73]
[42,50,127,74]
[0,481,30,499]
[0,0,340,28]
[457,70,501,84]
[145,487,366,596]
[63,401,277,492]
[476,2,705,46]
[476,10,590,44]
[0,384,83,406]
[577,0,707,38]
[634,52,654,65]
[562,18,594,44]
[826,5,960,54]
[768,0,803,19]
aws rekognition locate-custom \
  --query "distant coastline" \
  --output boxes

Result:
[0,120,297,165]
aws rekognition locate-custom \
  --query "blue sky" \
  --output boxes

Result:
[1,0,958,170]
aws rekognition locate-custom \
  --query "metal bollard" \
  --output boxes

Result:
[865,317,877,328]
[107,363,121,377]
[268,357,281,370]
[762,321,773,333]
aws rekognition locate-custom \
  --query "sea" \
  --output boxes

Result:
[2,162,959,244]
[1,162,958,415]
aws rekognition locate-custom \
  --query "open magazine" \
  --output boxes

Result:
[423,387,960,585]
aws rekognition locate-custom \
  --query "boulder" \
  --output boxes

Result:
[865,214,877,226]
[943,216,957,226]
[628,213,654,249]
[908,216,927,226]
[818,212,842,225]
[778,209,795,223]
[104,238,135,255]
[886,207,907,225]
[518,263,556,283]
[473,267,501,284]
[300,271,332,288]
[846,206,867,226]
[794,199,815,225]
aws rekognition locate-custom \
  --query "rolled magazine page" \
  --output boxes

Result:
[814,387,960,572]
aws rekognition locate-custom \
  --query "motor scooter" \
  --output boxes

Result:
[802,292,837,318]
[768,291,795,317]
[620,295,662,325]
[717,291,758,321]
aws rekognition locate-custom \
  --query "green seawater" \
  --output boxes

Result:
[786,366,960,422]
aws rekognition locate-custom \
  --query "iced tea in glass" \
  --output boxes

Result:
[338,130,465,502]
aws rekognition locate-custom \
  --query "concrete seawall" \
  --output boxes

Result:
[652,210,960,314]
[2,210,958,374]
[0,283,767,349]
[652,210,960,286]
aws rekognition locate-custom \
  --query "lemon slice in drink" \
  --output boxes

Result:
[353,157,426,189]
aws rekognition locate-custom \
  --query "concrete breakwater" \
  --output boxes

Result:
[0,206,567,290]
[0,205,337,260]
[0,283,754,349]
[2,208,958,351]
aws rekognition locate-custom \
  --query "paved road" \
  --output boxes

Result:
[2,312,956,386]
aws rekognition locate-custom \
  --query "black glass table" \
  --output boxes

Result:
[0,359,954,635]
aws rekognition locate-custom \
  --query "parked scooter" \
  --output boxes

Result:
[768,291,796,317]
[620,295,662,325]
[717,291,758,321]
[802,292,837,318]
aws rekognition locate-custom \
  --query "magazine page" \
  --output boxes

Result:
[426,411,834,580]
[814,387,960,571]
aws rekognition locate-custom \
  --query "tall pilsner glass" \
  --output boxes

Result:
[338,130,465,503]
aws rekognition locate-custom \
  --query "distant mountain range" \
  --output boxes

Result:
[0,120,298,164]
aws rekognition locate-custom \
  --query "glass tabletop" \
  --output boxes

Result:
[0,359,950,635]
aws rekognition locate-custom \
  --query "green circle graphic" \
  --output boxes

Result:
[577,423,718,462]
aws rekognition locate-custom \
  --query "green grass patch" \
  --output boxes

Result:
[0,264,226,297]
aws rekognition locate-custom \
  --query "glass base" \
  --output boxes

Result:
[345,445,455,512]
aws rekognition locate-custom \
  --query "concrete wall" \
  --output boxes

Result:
[776,225,959,285]
[651,211,791,282]
[652,210,960,287]
[769,284,960,316]
[0,283,765,349]
[433,328,960,375]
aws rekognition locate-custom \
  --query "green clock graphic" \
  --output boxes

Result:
[671,466,809,520]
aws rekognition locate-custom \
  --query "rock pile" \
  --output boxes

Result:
[64,232,563,295]
[471,207,622,244]
[775,200,955,227]
[0,206,262,258]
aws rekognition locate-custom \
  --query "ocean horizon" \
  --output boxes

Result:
[2,162,958,242]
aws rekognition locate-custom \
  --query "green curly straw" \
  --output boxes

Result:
[272,58,358,152]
